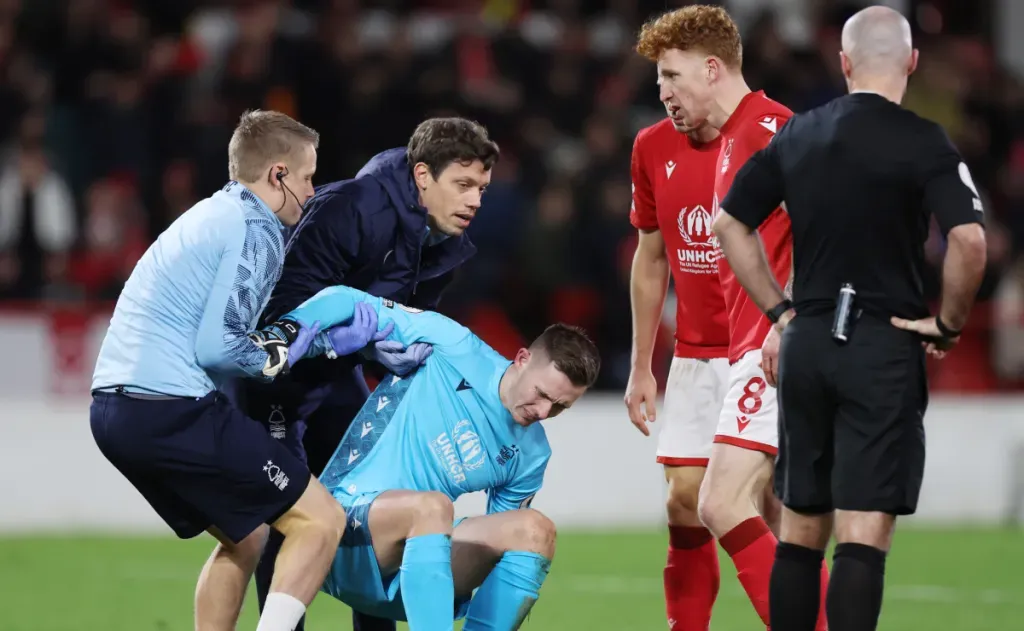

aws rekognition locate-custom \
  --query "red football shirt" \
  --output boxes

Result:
[630,118,729,359]
[713,91,794,364]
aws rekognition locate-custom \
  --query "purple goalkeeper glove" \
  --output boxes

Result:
[326,301,394,358]
[373,340,433,376]
[287,320,321,368]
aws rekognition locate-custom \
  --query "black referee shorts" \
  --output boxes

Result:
[775,314,927,516]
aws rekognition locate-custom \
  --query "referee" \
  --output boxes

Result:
[711,6,987,631]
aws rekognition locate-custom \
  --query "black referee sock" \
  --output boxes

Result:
[827,542,887,631]
[769,541,825,631]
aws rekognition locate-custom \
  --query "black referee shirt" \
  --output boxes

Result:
[722,91,985,320]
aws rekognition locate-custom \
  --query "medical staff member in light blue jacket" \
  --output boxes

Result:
[90,110,385,631]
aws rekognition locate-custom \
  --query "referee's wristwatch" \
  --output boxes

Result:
[935,315,961,340]
[766,299,794,325]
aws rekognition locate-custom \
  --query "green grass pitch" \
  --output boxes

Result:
[0,528,1020,630]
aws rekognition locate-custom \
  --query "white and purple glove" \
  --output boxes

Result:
[372,340,433,376]
[325,301,394,358]
[248,319,321,378]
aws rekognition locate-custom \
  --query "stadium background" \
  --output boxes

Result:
[1,0,1022,629]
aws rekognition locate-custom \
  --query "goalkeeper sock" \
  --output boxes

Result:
[400,533,454,631]
[720,517,777,627]
[664,525,720,631]
[462,551,551,630]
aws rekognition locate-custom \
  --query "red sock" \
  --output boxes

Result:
[816,559,830,630]
[664,526,720,631]
[719,517,777,627]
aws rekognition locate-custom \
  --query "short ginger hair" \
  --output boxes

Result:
[228,109,320,183]
[636,5,743,69]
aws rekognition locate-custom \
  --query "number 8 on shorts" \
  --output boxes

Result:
[738,376,767,415]
[715,351,778,456]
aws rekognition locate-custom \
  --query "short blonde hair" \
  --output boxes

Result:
[636,5,742,69]
[227,110,320,183]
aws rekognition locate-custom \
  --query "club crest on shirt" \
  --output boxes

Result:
[720,137,735,174]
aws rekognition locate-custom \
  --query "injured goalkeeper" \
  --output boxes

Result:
[277,285,601,630]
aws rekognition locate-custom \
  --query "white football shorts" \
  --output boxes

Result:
[656,356,731,466]
[713,348,779,456]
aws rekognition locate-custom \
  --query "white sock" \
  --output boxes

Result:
[256,592,307,631]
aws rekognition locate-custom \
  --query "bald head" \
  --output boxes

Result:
[841,6,913,78]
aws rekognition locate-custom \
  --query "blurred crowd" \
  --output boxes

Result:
[0,0,1022,391]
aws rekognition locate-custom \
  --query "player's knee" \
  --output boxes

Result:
[513,509,557,559]
[666,477,702,523]
[324,500,347,541]
[298,507,346,550]
[278,480,346,545]
[697,453,772,531]
[307,488,347,535]
[696,483,735,531]
[834,510,895,551]
[410,491,455,530]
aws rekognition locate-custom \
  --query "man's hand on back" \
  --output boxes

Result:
[889,315,959,359]
[373,341,433,376]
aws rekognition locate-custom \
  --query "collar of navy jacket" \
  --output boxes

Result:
[307,147,477,309]
[357,147,476,292]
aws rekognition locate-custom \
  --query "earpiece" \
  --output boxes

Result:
[271,166,302,216]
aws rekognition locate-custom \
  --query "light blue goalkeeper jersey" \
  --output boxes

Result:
[285,287,551,513]
[92,182,288,397]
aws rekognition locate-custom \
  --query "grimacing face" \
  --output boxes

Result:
[657,48,716,133]
[416,159,492,236]
[506,349,588,427]
[275,143,317,227]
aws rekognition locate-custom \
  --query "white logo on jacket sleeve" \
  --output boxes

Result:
[758,116,777,134]
[666,160,676,178]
